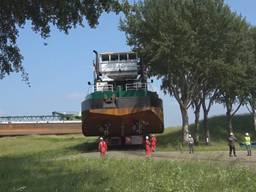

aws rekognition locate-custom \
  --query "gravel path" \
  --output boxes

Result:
[53,150,256,169]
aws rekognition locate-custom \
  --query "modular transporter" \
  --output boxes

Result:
[81,51,164,145]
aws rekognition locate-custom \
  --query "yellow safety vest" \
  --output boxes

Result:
[244,136,251,145]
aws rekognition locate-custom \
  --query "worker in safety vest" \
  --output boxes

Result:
[145,136,151,157]
[150,134,157,152]
[244,133,252,156]
[187,134,194,154]
[227,132,237,157]
[98,137,108,159]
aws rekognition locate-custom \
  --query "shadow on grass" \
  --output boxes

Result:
[70,140,144,153]
[156,128,183,150]
[110,145,145,152]
[70,140,98,153]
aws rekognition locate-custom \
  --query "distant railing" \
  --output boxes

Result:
[0,120,81,124]
[0,115,81,124]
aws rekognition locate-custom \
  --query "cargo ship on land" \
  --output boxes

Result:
[81,51,164,145]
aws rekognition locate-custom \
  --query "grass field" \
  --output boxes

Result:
[1,132,256,192]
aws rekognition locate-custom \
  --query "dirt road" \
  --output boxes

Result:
[54,150,256,169]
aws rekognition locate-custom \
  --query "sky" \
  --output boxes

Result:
[0,0,256,127]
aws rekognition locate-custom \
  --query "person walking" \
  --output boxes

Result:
[145,136,151,157]
[187,134,194,154]
[244,132,252,156]
[98,137,108,159]
[227,132,237,157]
[150,134,157,152]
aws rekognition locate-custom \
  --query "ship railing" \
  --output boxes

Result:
[125,82,147,91]
[95,84,114,92]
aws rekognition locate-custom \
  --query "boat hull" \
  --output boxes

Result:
[82,107,163,136]
[81,92,164,137]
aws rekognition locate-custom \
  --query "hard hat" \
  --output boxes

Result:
[100,137,103,140]
[146,136,149,139]
[230,132,233,136]
[245,133,249,136]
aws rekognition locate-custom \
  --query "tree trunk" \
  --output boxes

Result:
[180,105,189,143]
[246,101,255,132]
[253,109,256,132]
[202,98,211,144]
[203,110,210,144]
[226,109,233,134]
[194,107,200,144]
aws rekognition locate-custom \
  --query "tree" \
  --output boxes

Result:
[245,27,256,131]
[216,14,253,134]
[188,0,227,143]
[121,0,241,142]
[121,0,207,142]
[0,0,127,82]
[186,0,251,143]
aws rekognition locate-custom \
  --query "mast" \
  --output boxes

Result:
[93,50,100,80]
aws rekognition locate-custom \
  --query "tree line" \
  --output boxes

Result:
[120,0,256,143]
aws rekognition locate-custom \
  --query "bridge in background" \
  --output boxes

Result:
[0,111,81,124]
[0,112,82,136]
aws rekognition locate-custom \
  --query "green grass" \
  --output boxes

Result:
[1,134,256,192]
[156,128,229,151]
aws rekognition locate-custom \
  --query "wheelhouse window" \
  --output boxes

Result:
[128,53,137,60]
[110,54,118,61]
[119,53,128,61]
[101,54,109,61]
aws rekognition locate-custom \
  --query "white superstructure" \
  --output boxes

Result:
[97,52,139,81]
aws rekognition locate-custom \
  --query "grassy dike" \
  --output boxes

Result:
[1,134,256,192]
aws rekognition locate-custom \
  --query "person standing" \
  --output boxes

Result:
[145,136,151,157]
[244,133,252,156]
[187,134,194,154]
[150,134,157,152]
[98,137,108,159]
[227,132,237,157]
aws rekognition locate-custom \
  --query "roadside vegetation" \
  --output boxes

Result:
[158,113,256,151]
